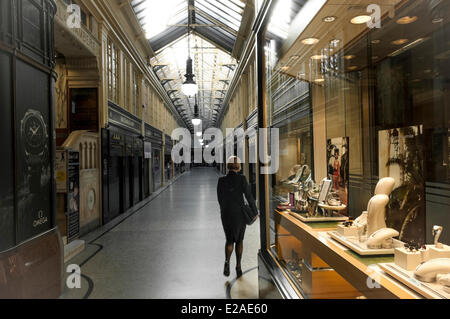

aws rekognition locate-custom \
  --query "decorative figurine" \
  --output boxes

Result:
[367,228,399,249]
[367,194,390,236]
[433,225,444,249]
[414,258,450,283]
[374,177,396,196]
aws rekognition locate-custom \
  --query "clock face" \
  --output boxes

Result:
[21,110,47,154]
[24,116,44,148]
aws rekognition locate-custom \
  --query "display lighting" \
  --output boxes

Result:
[301,38,319,45]
[396,16,418,25]
[351,15,371,24]
[323,16,336,23]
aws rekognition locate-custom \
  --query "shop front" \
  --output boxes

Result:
[164,134,174,182]
[0,0,63,298]
[101,102,142,224]
[258,0,450,299]
[145,124,163,192]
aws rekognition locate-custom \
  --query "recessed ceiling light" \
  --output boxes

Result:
[392,39,409,45]
[396,16,418,24]
[301,38,319,45]
[311,55,326,60]
[344,55,356,60]
[371,39,381,44]
[432,18,444,24]
[351,15,371,24]
[323,16,337,23]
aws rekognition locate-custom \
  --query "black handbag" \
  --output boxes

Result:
[241,201,259,226]
[226,178,259,225]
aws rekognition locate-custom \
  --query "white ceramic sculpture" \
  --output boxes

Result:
[352,178,395,234]
[367,228,399,249]
[414,258,450,283]
[374,177,396,196]
[437,273,450,287]
[433,225,444,249]
[367,194,390,236]
[354,211,368,227]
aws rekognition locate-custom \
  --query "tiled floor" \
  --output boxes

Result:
[62,168,260,299]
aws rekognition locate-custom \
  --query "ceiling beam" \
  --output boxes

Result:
[232,0,255,59]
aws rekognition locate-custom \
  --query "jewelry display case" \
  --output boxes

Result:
[258,0,450,299]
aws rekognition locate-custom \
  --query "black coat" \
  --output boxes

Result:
[217,171,258,243]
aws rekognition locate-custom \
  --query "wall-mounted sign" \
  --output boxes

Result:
[108,102,141,134]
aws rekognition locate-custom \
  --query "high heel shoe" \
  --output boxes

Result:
[236,267,243,278]
[224,262,230,277]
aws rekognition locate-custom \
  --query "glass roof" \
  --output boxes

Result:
[150,34,237,129]
[131,0,246,52]
[131,0,246,129]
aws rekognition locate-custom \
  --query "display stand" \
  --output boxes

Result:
[379,263,450,299]
[289,211,348,223]
[328,230,402,256]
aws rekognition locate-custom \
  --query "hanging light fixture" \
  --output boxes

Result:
[191,94,202,126]
[181,10,198,97]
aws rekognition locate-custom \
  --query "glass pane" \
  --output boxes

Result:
[263,0,450,298]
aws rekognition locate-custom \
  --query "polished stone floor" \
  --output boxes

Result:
[62,168,260,299]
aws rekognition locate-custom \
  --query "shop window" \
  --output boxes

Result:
[64,0,90,29]
[133,69,140,116]
[260,0,450,299]
[124,58,130,111]
[107,38,120,104]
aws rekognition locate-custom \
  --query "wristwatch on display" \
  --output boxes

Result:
[21,109,49,194]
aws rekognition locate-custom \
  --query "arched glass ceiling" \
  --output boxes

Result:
[131,0,246,129]
[150,34,236,129]
[131,0,246,53]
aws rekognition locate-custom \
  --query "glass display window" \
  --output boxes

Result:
[260,0,450,299]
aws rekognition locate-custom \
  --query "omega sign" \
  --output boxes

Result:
[33,210,48,228]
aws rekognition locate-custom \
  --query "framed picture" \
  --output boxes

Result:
[327,137,349,209]
[378,125,425,244]
[318,179,332,203]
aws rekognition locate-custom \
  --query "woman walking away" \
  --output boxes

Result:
[217,156,258,278]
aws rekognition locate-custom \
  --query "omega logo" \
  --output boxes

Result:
[33,210,48,228]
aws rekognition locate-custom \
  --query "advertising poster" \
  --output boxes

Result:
[327,137,349,214]
[56,150,67,193]
[16,61,52,242]
[379,126,425,244]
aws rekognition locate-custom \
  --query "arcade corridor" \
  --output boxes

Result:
[1,0,449,302]
[62,168,260,299]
